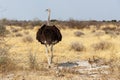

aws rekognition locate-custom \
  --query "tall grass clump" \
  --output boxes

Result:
[28,52,38,70]
[91,41,112,51]
[70,42,85,51]
[15,33,23,37]
[74,31,84,37]
[22,35,33,43]
[107,58,120,79]
[0,38,16,73]
[0,24,9,36]
[11,28,19,33]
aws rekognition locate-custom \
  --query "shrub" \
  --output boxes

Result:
[24,31,29,35]
[0,24,9,36]
[28,52,38,70]
[15,33,23,37]
[0,39,16,72]
[74,31,84,37]
[91,41,112,51]
[106,58,120,79]
[70,42,85,51]
[22,35,33,43]
[11,28,19,33]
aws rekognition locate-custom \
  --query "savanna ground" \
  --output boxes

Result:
[0,19,120,80]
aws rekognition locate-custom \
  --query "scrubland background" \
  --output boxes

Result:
[0,19,120,80]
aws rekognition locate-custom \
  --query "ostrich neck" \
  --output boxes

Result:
[47,12,50,25]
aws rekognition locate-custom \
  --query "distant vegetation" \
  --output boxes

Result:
[0,18,120,29]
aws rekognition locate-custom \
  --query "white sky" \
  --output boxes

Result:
[0,0,120,20]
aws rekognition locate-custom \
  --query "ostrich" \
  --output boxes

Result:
[36,9,62,68]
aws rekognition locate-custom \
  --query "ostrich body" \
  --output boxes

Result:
[36,9,62,67]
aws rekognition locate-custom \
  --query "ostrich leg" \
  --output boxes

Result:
[45,45,51,67]
[45,44,54,68]
[50,44,53,64]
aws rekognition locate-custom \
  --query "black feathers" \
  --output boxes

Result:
[36,24,62,45]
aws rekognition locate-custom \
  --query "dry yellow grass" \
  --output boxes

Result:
[4,26,120,64]
[0,25,120,79]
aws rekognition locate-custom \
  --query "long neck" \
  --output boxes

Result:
[47,11,50,25]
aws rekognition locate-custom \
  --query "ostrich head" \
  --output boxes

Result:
[46,8,51,12]
[46,8,51,25]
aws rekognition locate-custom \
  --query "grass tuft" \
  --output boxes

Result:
[28,52,38,70]
[74,31,84,37]
[22,35,33,43]
[15,33,23,37]
[70,42,85,51]
[0,38,16,73]
[91,41,112,51]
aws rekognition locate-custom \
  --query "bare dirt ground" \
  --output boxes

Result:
[0,61,115,80]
